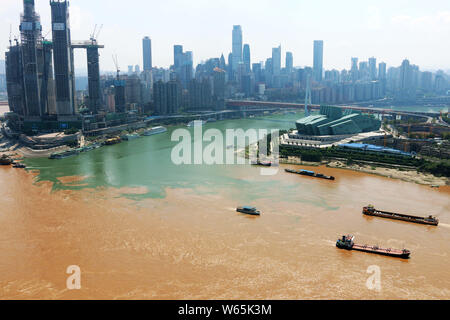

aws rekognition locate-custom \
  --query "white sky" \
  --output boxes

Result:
[1,0,450,73]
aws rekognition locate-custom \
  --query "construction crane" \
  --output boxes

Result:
[90,24,103,44]
[90,24,97,41]
[96,24,103,40]
[9,24,12,46]
[112,54,120,80]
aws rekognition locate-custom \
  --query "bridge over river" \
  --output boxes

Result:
[225,100,438,121]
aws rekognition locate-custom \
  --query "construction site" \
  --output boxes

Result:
[5,0,106,133]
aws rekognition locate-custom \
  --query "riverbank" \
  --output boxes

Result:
[326,160,449,187]
[277,153,448,187]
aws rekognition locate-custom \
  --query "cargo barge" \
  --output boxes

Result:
[336,235,410,259]
[363,205,438,226]
[103,137,122,146]
[251,160,277,167]
[49,149,80,159]
[285,168,335,180]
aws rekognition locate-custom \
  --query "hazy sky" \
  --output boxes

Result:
[1,0,450,73]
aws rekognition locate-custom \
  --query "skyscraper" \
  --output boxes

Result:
[87,45,101,114]
[359,61,369,80]
[174,45,183,69]
[272,45,281,76]
[143,36,152,71]
[252,63,262,83]
[227,52,233,77]
[50,0,75,116]
[286,52,293,72]
[351,57,359,82]
[368,57,377,80]
[400,59,412,90]
[5,42,25,116]
[20,0,43,117]
[232,25,243,77]
[313,40,323,82]
[219,54,226,70]
[378,62,387,80]
[243,44,251,74]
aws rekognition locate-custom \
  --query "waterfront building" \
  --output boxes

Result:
[50,0,75,116]
[296,105,381,136]
[86,45,101,114]
[6,43,25,116]
[143,36,152,72]
[20,0,44,117]
[114,79,126,113]
[153,80,181,115]
[313,40,323,82]
[125,75,142,106]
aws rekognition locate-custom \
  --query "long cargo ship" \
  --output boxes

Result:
[285,168,335,180]
[251,160,277,167]
[49,149,80,159]
[363,205,439,226]
[336,235,411,259]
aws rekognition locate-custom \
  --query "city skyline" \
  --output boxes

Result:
[1,0,450,73]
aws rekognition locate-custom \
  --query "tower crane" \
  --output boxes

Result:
[112,54,120,80]
[9,24,12,46]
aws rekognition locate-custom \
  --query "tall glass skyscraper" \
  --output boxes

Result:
[272,45,281,76]
[21,0,43,117]
[143,36,152,71]
[313,40,323,82]
[232,25,243,76]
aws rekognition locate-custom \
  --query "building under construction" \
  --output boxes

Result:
[5,0,104,131]
[50,0,75,116]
